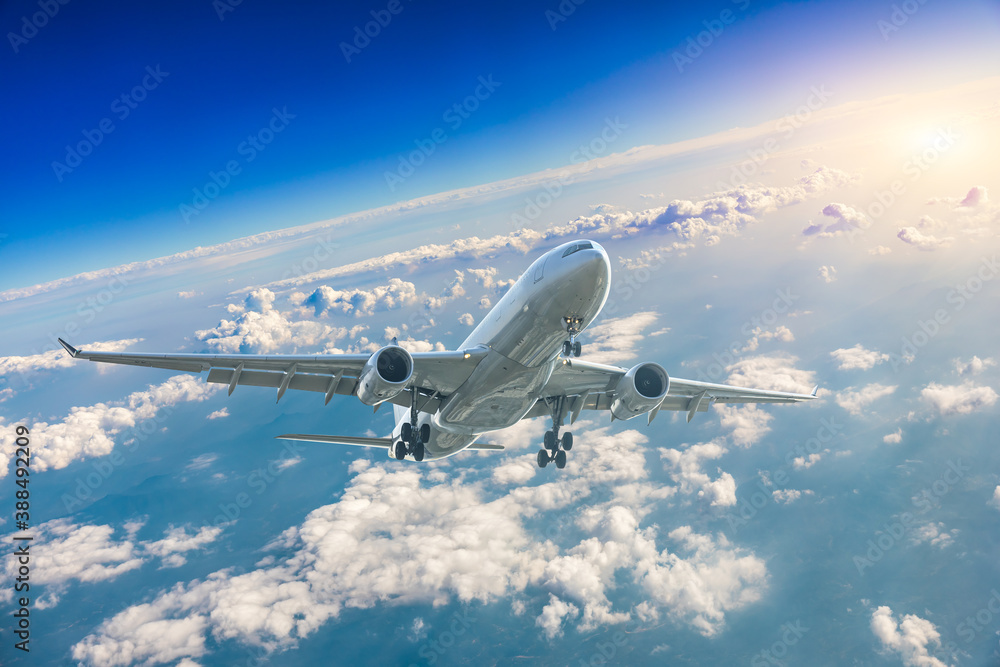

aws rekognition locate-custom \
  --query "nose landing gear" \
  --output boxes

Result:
[562,317,584,357]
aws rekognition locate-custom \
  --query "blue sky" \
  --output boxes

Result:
[2,0,999,288]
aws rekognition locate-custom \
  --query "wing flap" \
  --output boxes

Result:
[206,368,360,396]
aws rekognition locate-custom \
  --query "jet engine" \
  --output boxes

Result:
[610,362,669,420]
[356,345,413,406]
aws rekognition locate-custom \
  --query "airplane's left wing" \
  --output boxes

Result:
[57,338,487,411]
[537,357,817,423]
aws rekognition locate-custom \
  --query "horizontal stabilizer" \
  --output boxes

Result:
[276,434,393,448]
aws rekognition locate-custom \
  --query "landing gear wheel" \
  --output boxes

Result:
[561,432,573,451]
[420,423,431,444]
[400,422,413,443]
[572,341,581,357]
[563,341,572,356]
[537,449,549,468]
[412,441,425,462]
[393,441,407,460]
[554,450,567,469]
[543,430,556,450]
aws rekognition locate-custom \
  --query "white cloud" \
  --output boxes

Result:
[920,381,998,415]
[868,245,892,255]
[910,522,957,549]
[836,383,897,416]
[274,456,303,471]
[792,451,828,470]
[989,486,1000,511]
[724,354,816,394]
[618,243,692,270]
[953,355,995,376]
[408,617,427,642]
[177,291,198,299]
[535,594,579,640]
[1,375,220,478]
[771,489,813,504]
[255,168,855,293]
[883,429,903,444]
[290,279,424,318]
[553,166,856,245]
[185,454,218,471]
[870,605,948,667]
[207,408,229,420]
[715,405,773,447]
[897,227,953,251]
[259,230,542,293]
[819,265,837,283]
[141,526,222,567]
[74,425,766,664]
[815,202,870,236]
[0,519,222,587]
[195,288,358,354]
[466,267,515,293]
[660,442,736,506]
[830,344,890,371]
[491,455,538,486]
[0,338,141,387]
[3,520,144,586]
[959,185,988,207]
[742,326,794,353]
[580,311,659,364]
[74,611,209,667]
[143,525,224,568]
[458,313,475,326]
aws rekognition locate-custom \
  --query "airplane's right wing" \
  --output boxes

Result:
[536,357,817,423]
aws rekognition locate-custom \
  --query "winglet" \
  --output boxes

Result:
[57,338,80,358]
[811,385,819,397]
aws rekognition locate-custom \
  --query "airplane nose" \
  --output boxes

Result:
[586,244,610,274]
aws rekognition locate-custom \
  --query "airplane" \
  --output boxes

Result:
[58,239,817,469]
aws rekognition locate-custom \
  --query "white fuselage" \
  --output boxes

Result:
[392,240,611,459]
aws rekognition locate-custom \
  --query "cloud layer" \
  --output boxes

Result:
[73,425,768,665]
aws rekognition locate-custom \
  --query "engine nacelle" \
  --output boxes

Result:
[356,345,413,406]
[610,362,669,421]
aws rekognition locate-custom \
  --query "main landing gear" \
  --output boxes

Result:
[395,389,430,461]
[562,316,583,358]
[537,396,573,469]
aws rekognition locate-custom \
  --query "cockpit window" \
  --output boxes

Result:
[561,241,593,257]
